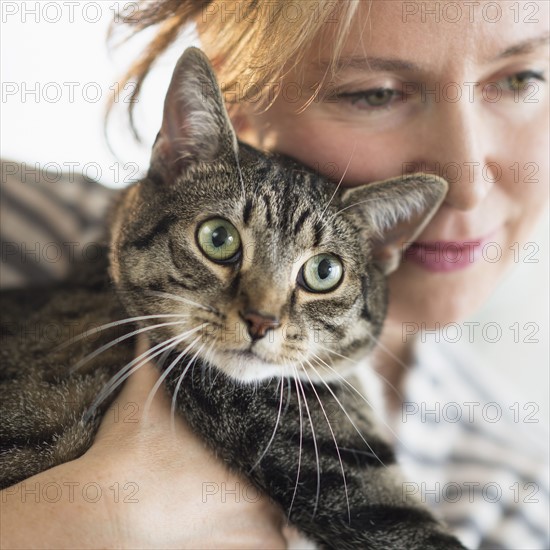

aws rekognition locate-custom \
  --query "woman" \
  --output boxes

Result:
[1,1,548,548]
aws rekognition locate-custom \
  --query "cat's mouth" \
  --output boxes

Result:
[204,346,291,382]
[234,348,277,364]
[221,340,296,367]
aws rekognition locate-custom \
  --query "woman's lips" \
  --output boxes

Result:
[403,231,499,273]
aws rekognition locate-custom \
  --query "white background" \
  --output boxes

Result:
[1,1,548,424]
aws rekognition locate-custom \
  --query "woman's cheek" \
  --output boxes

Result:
[500,112,549,241]
[386,260,507,329]
[257,114,414,186]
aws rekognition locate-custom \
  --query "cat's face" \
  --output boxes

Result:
[110,48,448,383]
[110,146,388,382]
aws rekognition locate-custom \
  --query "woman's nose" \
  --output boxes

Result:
[406,100,495,211]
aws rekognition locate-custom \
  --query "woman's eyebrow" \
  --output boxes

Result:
[316,33,549,73]
[315,57,419,72]
[496,32,549,59]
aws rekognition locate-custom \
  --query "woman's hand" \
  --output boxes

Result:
[1,334,288,549]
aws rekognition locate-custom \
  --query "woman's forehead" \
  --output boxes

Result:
[308,1,549,73]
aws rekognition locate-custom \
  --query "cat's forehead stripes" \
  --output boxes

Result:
[312,220,325,248]
[237,161,334,252]
[242,190,328,255]
[125,213,178,250]
[262,194,272,225]
[291,208,311,236]
[242,197,254,225]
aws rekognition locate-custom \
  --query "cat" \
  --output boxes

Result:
[0,47,466,549]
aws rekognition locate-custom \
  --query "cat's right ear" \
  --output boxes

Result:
[339,174,449,274]
[149,47,239,178]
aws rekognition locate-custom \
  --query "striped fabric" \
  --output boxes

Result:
[394,340,550,549]
[1,158,115,288]
[1,159,548,548]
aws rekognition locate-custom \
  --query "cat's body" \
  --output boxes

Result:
[0,48,466,549]
[0,249,133,489]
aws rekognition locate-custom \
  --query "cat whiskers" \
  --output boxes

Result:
[70,319,191,374]
[82,324,207,423]
[144,289,220,315]
[298,354,351,524]
[170,341,206,435]
[310,351,411,451]
[323,198,379,227]
[315,342,406,398]
[191,339,217,393]
[142,332,203,420]
[234,146,247,202]
[201,339,218,373]
[55,313,190,352]
[157,344,176,370]
[293,362,321,518]
[301,359,388,469]
[319,140,357,222]
[82,330,187,421]
[209,349,228,387]
[287,360,304,522]
[247,371,286,476]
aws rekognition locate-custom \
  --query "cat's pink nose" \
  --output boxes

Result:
[240,310,280,341]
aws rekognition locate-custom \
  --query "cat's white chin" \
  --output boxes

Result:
[202,347,358,384]
[206,348,300,382]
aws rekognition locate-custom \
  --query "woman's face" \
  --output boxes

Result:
[239,0,549,331]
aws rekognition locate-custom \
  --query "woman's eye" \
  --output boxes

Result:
[196,218,241,263]
[339,87,401,110]
[503,70,545,93]
[300,253,343,293]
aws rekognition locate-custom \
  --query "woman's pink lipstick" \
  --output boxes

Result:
[404,235,494,273]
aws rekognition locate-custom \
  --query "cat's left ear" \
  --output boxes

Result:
[150,47,238,176]
[339,174,449,274]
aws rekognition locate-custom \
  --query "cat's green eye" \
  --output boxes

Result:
[197,218,241,263]
[300,253,343,293]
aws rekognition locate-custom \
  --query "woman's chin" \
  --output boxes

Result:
[386,259,512,330]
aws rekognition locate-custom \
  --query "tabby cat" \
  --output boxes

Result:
[0,48,466,549]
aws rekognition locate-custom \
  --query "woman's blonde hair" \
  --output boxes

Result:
[112,0,363,138]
